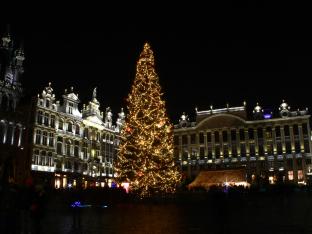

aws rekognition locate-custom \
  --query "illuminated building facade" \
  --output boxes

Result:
[0,27,27,184]
[174,102,312,185]
[30,84,125,188]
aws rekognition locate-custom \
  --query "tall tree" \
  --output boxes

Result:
[116,43,181,197]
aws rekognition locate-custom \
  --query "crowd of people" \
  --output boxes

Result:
[0,177,47,234]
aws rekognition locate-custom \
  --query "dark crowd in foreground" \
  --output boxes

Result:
[1,180,312,234]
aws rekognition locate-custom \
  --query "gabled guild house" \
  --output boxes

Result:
[28,83,125,188]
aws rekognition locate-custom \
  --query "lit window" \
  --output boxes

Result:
[288,171,294,181]
[68,102,74,114]
[67,122,72,132]
[298,170,304,181]
[35,130,41,144]
[42,131,48,145]
[49,133,54,147]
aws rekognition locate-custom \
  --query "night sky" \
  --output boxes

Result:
[3,14,312,123]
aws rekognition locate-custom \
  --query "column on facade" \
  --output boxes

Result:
[203,132,207,158]
[33,128,36,145]
[236,130,241,157]
[289,125,298,182]
[18,126,23,147]
[272,127,278,174]
[298,124,306,181]
[254,128,259,156]
[280,125,289,181]
[62,137,65,156]
[178,135,182,168]
[289,125,295,153]
[280,126,286,154]
[2,122,8,144]
[307,122,312,155]
[227,129,232,158]
[10,125,15,145]
[298,124,304,153]
[244,128,249,157]
[262,128,267,156]
[254,128,260,177]
[73,124,76,136]
[211,131,215,159]
[219,130,224,159]
[187,134,191,176]
[35,110,38,124]
[272,127,277,155]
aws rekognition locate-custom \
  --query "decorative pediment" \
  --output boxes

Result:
[83,116,105,130]
[67,93,79,101]
[196,114,246,130]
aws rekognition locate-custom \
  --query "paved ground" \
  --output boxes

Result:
[2,189,312,234]
[41,192,312,234]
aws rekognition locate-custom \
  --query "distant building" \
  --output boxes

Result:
[174,101,312,185]
[29,83,125,188]
[0,26,27,184]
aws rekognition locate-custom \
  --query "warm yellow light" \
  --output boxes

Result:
[115,42,181,197]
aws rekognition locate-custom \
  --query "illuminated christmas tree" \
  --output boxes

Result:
[116,43,181,197]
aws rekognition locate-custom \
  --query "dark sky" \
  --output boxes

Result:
[3,12,312,123]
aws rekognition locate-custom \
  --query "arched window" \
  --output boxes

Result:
[42,131,48,145]
[48,152,53,167]
[49,133,54,147]
[66,140,71,156]
[67,122,73,132]
[37,111,43,124]
[96,132,101,141]
[74,141,79,157]
[83,128,89,139]
[46,99,50,108]
[32,150,39,165]
[75,125,80,135]
[44,113,49,126]
[83,143,88,159]
[35,130,41,144]
[58,119,63,130]
[65,160,72,169]
[40,151,46,166]
[57,137,63,155]
[50,115,55,128]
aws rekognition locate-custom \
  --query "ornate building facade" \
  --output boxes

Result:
[0,27,27,184]
[29,83,124,188]
[174,102,312,185]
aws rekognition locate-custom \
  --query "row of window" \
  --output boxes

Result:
[36,111,115,142]
[178,140,310,159]
[177,124,309,145]
[32,150,114,171]
[180,158,307,170]
[35,130,54,146]
[32,151,54,167]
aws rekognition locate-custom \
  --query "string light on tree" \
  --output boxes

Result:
[116,42,181,197]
